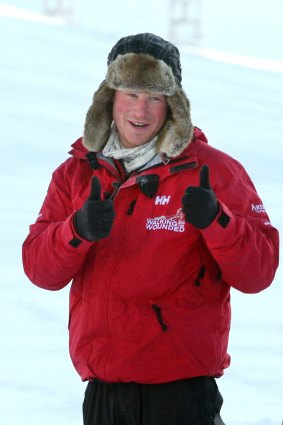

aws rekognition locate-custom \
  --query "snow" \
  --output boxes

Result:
[0,1,282,424]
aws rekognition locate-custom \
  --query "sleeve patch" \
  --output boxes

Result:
[251,204,266,213]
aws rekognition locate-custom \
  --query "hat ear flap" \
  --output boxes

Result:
[83,81,114,152]
[156,88,194,158]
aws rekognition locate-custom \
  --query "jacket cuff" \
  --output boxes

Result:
[60,214,94,250]
[201,202,236,246]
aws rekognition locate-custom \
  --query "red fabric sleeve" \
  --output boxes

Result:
[201,160,279,293]
[22,163,94,290]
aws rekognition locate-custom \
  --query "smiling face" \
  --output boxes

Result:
[112,90,168,148]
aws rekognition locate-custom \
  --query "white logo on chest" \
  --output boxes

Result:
[146,208,185,233]
[155,195,171,205]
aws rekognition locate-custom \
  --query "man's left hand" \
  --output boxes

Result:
[182,165,219,229]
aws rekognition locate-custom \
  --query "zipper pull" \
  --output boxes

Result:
[152,304,168,332]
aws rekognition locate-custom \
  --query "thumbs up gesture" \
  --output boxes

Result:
[182,165,219,229]
[74,177,115,241]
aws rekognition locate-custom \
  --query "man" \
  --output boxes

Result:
[22,33,279,425]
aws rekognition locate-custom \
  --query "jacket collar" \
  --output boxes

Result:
[68,127,207,161]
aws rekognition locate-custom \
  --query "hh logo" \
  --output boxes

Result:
[155,195,171,205]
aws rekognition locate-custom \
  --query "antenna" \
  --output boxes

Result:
[43,0,75,21]
[169,0,202,46]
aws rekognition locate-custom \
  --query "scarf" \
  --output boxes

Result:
[102,124,158,173]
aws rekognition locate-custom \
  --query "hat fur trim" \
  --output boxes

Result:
[83,53,193,157]
[106,53,177,96]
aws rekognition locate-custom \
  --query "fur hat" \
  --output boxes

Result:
[83,33,193,158]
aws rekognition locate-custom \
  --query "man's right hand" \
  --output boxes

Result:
[74,176,115,241]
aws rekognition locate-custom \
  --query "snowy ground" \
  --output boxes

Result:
[0,2,282,425]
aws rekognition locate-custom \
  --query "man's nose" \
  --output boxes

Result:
[134,99,148,118]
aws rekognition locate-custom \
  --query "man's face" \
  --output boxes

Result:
[113,90,168,148]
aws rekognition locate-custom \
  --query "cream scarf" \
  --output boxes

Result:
[102,124,158,173]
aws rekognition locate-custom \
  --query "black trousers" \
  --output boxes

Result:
[83,376,225,425]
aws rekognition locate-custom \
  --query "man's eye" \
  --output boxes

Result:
[150,97,161,102]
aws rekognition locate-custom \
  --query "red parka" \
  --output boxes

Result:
[22,128,279,384]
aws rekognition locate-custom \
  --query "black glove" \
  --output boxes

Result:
[74,176,115,241]
[182,165,219,229]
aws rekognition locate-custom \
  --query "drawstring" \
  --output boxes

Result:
[152,304,168,331]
